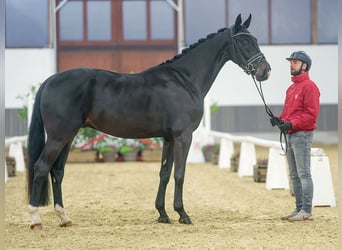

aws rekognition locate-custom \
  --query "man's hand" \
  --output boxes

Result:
[270,117,283,127]
[278,122,292,133]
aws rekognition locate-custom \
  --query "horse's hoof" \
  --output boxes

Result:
[179,217,192,224]
[30,223,43,230]
[158,216,171,224]
[59,220,72,227]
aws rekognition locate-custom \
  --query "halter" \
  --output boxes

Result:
[230,29,288,154]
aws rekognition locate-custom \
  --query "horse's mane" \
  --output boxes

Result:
[161,28,228,65]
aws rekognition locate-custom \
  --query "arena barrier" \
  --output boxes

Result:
[5,136,27,182]
[206,130,336,207]
[4,132,336,206]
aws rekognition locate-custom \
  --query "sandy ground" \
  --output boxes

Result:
[5,144,338,249]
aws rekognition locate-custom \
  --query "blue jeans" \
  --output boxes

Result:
[286,131,314,214]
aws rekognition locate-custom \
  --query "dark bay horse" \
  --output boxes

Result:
[27,14,271,229]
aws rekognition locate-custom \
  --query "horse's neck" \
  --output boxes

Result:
[170,32,231,98]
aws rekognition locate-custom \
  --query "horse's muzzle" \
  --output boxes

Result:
[255,61,271,82]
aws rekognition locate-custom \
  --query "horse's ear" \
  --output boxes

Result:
[234,14,242,33]
[242,14,252,29]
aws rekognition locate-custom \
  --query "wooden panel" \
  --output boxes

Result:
[57,48,176,73]
[119,49,176,73]
[57,50,120,72]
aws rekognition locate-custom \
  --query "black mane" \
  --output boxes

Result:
[161,28,228,65]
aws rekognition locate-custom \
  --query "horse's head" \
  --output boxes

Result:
[229,14,271,81]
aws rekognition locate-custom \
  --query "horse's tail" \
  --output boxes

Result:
[27,82,50,206]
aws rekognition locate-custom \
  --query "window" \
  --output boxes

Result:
[58,0,176,46]
[5,0,49,48]
[228,0,269,44]
[151,0,174,40]
[317,0,338,43]
[122,1,147,40]
[271,0,311,44]
[184,0,337,46]
[87,1,111,41]
[59,1,83,41]
[185,0,226,45]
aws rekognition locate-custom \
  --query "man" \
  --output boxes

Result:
[271,51,320,221]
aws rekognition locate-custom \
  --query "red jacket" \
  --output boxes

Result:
[279,71,320,134]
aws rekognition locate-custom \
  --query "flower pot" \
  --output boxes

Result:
[253,164,267,182]
[143,148,162,162]
[123,151,137,161]
[102,151,117,162]
[67,150,97,163]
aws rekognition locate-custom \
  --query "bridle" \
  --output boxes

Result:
[230,31,266,76]
[230,30,288,154]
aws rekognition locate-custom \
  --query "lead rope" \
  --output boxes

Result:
[251,75,288,155]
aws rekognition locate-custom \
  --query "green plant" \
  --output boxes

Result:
[210,102,219,114]
[230,152,240,161]
[16,84,41,122]
[72,127,98,149]
[202,143,219,153]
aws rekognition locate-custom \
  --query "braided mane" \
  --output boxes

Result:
[161,28,228,65]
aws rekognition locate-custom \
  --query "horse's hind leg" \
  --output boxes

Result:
[29,138,69,229]
[51,143,72,227]
[155,138,174,223]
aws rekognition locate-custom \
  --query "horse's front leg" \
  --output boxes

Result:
[173,133,192,224]
[155,139,174,223]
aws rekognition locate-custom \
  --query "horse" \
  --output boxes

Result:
[27,14,271,230]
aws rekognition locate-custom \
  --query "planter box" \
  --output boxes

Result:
[6,156,16,177]
[203,150,213,162]
[253,164,267,182]
[67,150,97,163]
[230,158,239,172]
[143,148,162,162]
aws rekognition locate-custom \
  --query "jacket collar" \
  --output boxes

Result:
[291,71,309,83]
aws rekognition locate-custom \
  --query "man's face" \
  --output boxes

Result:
[290,59,306,76]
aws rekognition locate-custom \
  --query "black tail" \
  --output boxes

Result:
[27,83,50,206]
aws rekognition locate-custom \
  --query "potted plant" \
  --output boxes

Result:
[253,158,268,182]
[202,143,219,162]
[211,143,220,164]
[67,127,98,163]
[94,136,118,162]
[141,137,163,162]
[117,139,141,162]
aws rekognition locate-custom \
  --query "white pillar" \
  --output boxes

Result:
[265,147,289,190]
[218,138,234,168]
[238,141,256,177]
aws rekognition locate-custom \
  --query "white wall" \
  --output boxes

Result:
[5,48,56,108]
[208,45,338,106]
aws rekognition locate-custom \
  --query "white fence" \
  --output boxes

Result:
[203,130,336,207]
[208,131,289,190]
[4,132,336,207]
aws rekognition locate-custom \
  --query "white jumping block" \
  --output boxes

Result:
[218,138,234,168]
[311,156,336,207]
[9,142,25,172]
[238,141,256,177]
[265,147,289,190]
[187,128,207,163]
[5,161,8,183]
